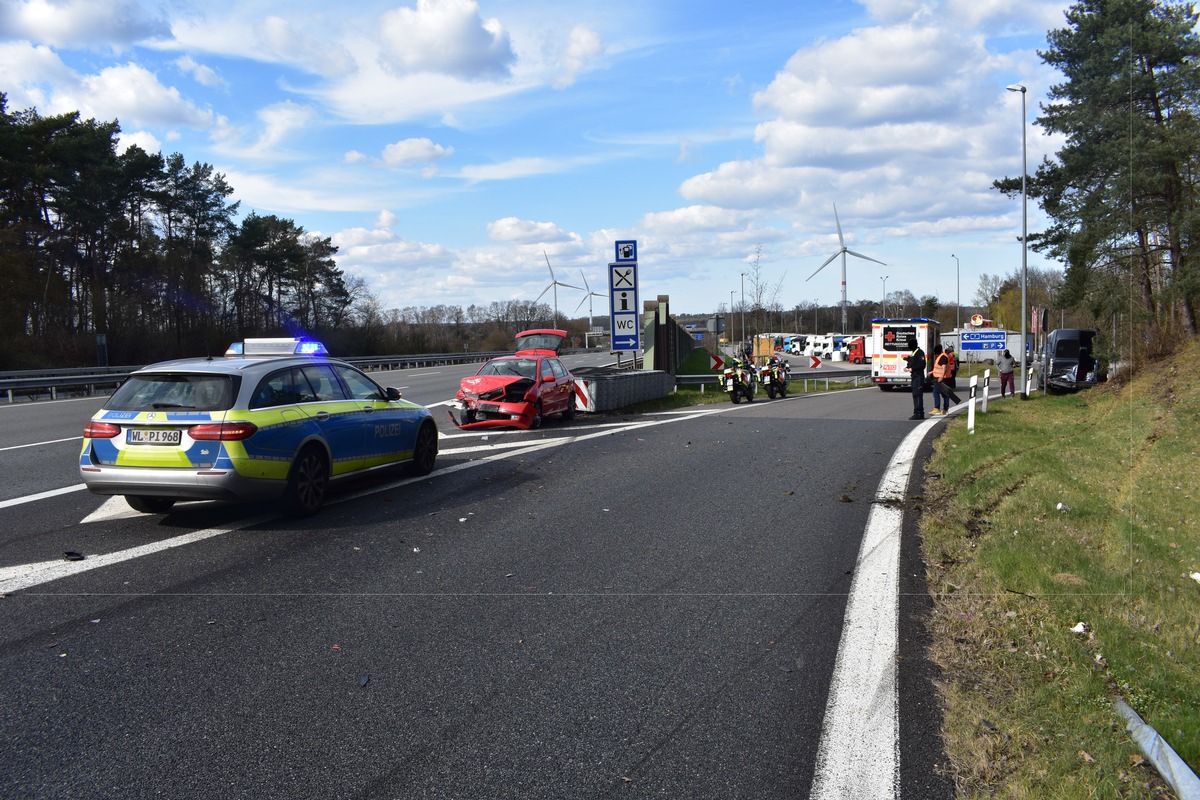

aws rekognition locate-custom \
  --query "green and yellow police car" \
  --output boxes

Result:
[79,338,438,516]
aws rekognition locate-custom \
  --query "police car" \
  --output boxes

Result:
[79,338,438,516]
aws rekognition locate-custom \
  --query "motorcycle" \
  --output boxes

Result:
[760,357,790,399]
[722,358,757,404]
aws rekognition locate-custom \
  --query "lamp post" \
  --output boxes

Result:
[740,272,747,355]
[951,254,960,331]
[730,290,735,352]
[881,275,888,317]
[1007,83,1028,397]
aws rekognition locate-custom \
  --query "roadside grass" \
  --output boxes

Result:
[920,340,1200,798]
[627,375,866,414]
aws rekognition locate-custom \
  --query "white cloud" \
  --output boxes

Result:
[72,62,214,129]
[378,0,515,79]
[117,128,162,154]
[456,156,562,183]
[453,153,610,183]
[679,161,806,210]
[304,53,529,124]
[165,8,356,78]
[640,205,754,235]
[0,46,218,135]
[207,100,317,160]
[754,24,981,128]
[554,24,602,89]
[487,217,573,244]
[256,14,356,77]
[174,55,223,87]
[0,0,169,50]
[381,137,454,167]
[0,41,75,111]
[253,101,316,150]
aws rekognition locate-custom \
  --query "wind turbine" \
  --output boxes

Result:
[533,251,582,328]
[574,270,607,346]
[806,202,886,333]
[573,270,606,326]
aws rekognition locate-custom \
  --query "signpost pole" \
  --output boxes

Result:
[967,375,978,435]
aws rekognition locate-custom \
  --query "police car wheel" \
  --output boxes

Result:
[284,445,329,517]
[411,420,438,476]
[126,495,176,514]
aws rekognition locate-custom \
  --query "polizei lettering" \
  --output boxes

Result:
[374,423,403,438]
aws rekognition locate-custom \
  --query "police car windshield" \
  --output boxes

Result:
[108,374,236,413]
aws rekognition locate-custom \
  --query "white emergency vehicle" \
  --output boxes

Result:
[870,317,942,390]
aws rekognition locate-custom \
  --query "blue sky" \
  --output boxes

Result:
[1,0,1071,321]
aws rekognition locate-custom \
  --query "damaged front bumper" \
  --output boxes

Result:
[446,399,537,430]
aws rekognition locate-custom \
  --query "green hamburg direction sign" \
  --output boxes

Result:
[609,260,640,352]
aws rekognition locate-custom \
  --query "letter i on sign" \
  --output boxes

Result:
[617,291,631,312]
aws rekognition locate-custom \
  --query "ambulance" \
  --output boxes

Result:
[870,317,942,390]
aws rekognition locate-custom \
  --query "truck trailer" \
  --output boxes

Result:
[870,317,942,390]
[845,335,875,364]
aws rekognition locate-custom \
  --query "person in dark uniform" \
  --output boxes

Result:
[907,347,926,420]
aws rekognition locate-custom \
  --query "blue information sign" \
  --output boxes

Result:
[609,257,640,352]
[959,330,1007,351]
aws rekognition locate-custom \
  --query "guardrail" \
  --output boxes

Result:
[0,349,586,404]
[673,370,874,396]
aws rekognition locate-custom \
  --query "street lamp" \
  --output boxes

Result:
[740,272,747,355]
[881,275,888,317]
[951,254,960,331]
[730,290,735,351]
[1007,83,1028,397]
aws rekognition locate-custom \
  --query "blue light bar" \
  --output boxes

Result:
[227,338,329,357]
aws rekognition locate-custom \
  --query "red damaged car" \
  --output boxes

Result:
[451,329,577,430]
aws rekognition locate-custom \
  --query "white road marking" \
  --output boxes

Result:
[1,407,732,594]
[0,484,88,510]
[78,496,231,523]
[0,437,83,452]
[809,418,931,799]
[0,515,277,593]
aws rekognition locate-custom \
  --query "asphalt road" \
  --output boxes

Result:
[0,364,954,799]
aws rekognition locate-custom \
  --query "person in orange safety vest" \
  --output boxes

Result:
[929,345,948,415]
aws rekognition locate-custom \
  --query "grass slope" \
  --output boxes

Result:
[920,339,1200,798]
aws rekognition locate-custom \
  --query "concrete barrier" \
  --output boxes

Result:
[573,367,673,412]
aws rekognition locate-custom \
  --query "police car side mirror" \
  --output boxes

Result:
[386,387,402,401]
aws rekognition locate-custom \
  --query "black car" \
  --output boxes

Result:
[1038,328,1104,393]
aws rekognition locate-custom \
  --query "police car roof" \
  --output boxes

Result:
[134,339,336,375]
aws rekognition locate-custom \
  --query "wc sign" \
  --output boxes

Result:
[609,244,640,352]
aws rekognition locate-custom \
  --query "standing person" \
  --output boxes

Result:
[997,349,1016,398]
[928,344,947,416]
[945,345,958,390]
[940,345,957,414]
[907,347,926,420]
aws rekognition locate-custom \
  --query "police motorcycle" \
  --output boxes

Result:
[759,355,790,399]
[722,356,757,404]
